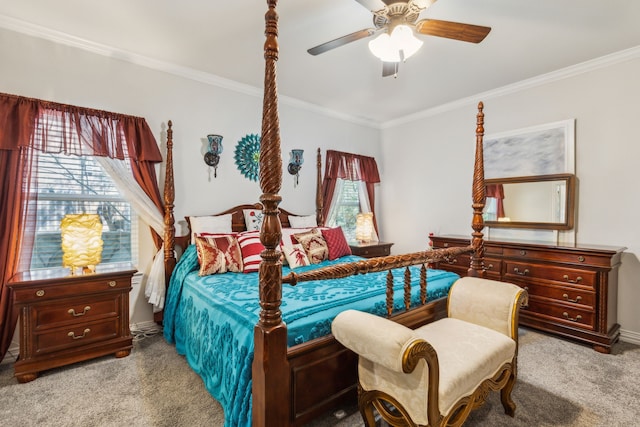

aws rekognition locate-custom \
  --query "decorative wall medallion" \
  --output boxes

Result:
[234,133,261,181]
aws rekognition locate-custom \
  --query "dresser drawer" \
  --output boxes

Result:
[33,294,121,330]
[504,261,597,289]
[524,299,595,330]
[518,282,595,310]
[503,248,611,268]
[437,253,501,280]
[34,318,121,355]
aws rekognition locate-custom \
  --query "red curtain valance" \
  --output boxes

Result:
[324,149,380,183]
[0,93,162,162]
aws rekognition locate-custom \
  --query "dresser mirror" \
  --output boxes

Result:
[484,173,576,230]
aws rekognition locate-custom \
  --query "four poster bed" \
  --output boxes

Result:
[160,2,488,426]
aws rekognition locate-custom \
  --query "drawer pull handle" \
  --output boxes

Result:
[519,250,527,256]
[108,281,117,287]
[563,274,583,284]
[562,312,582,322]
[36,290,45,297]
[513,267,529,276]
[486,263,494,270]
[562,294,582,304]
[578,256,585,262]
[68,306,91,317]
[68,328,91,340]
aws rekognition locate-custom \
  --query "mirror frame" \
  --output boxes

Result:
[484,173,576,230]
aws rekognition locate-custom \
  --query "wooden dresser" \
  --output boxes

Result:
[9,264,135,382]
[431,235,625,353]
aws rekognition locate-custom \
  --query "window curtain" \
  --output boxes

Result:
[96,157,166,312]
[486,184,506,218]
[0,92,163,359]
[321,149,381,232]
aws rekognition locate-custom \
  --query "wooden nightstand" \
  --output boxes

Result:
[8,264,136,383]
[349,242,394,259]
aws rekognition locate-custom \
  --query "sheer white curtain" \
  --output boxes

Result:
[357,181,379,242]
[97,157,166,312]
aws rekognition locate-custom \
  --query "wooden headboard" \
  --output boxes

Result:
[172,148,325,252]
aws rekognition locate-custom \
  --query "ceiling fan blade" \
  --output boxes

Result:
[354,0,387,11]
[415,19,491,43]
[382,61,398,78]
[307,28,377,56]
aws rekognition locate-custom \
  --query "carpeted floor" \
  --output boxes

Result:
[1,327,638,426]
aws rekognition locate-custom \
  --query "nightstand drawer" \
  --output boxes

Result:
[34,319,121,355]
[350,242,393,258]
[34,294,122,330]
[13,276,130,303]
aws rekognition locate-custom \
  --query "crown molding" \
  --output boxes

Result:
[2,14,637,131]
[382,45,640,129]
[0,14,379,129]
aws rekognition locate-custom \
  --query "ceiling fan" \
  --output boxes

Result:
[307,0,491,77]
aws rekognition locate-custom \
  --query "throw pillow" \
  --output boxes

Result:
[283,244,310,269]
[237,230,265,273]
[288,215,317,228]
[243,209,264,231]
[293,228,329,264]
[321,226,352,260]
[195,237,226,276]
[187,214,232,244]
[195,234,243,273]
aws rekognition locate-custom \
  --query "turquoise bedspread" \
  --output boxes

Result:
[163,244,459,427]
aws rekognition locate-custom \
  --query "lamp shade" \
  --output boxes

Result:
[355,212,375,243]
[60,213,104,274]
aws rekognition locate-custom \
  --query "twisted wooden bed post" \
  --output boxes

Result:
[253,1,290,425]
[469,102,486,277]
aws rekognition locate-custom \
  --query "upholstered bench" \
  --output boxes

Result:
[332,277,528,426]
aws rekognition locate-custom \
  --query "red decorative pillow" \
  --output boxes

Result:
[194,235,243,275]
[237,231,265,273]
[293,228,329,264]
[321,227,352,260]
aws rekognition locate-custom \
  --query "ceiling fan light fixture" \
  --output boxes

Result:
[368,24,423,62]
[368,33,400,62]
[391,25,423,60]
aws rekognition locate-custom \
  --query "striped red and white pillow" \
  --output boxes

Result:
[237,230,265,273]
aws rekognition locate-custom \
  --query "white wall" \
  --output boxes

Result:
[380,55,640,340]
[0,27,381,326]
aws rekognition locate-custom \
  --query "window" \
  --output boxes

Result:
[30,152,136,270]
[325,179,375,243]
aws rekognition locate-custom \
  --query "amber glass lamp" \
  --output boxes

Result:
[60,213,104,275]
[355,212,374,244]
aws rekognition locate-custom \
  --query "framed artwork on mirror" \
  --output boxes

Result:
[483,119,575,180]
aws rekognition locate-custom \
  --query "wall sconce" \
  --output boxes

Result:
[204,134,224,178]
[355,212,374,244]
[287,149,304,187]
[60,213,103,275]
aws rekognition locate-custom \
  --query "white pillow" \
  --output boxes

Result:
[283,244,310,269]
[188,214,232,244]
[288,214,317,228]
[243,209,264,231]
